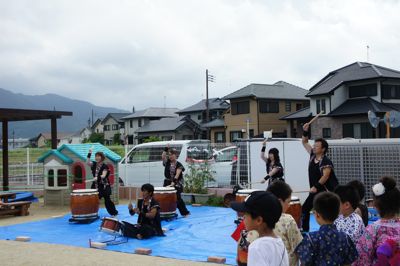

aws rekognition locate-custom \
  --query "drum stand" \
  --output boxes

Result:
[100,234,128,245]
[160,213,178,221]
[69,215,99,224]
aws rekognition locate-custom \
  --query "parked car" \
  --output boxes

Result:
[119,140,211,187]
[211,146,238,187]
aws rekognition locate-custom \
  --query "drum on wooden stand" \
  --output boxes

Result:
[286,196,302,228]
[70,189,99,221]
[153,187,177,219]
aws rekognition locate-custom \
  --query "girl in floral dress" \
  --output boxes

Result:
[354,176,400,265]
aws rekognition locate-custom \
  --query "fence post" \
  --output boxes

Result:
[27,147,30,186]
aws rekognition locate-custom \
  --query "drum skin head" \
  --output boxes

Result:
[72,189,98,193]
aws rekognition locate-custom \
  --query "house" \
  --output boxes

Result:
[38,143,121,206]
[0,138,30,150]
[79,127,92,142]
[102,113,130,145]
[36,132,76,148]
[176,98,230,141]
[91,118,104,134]
[122,107,179,145]
[135,116,202,143]
[281,62,400,139]
[223,81,309,141]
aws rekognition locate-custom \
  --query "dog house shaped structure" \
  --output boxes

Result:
[38,143,121,205]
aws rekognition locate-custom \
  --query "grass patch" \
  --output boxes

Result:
[205,196,225,207]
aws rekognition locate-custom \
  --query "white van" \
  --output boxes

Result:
[119,140,212,187]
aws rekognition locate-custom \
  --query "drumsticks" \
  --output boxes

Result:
[307,111,324,125]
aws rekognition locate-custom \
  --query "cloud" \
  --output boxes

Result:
[1,0,400,110]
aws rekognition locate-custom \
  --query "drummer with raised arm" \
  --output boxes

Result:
[86,148,118,217]
[260,139,284,186]
[162,145,190,217]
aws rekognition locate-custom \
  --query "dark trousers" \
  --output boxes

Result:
[120,221,156,239]
[98,187,118,216]
[176,191,190,216]
[301,192,318,232]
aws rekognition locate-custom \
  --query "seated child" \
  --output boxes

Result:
[231,191,289,266]
[347,180,369,227]
[354,176,400,265]
[267,181,303,266]
[295,192,358,265]
[120,183,164,239]
[334,185,365,243]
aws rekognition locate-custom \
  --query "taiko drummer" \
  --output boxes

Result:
[86,149,118,216]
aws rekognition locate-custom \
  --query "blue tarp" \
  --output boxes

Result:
[6,192,38,203]
[0,205,319,265]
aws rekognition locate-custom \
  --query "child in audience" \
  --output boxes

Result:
[347,180,369,227]
[354,176,400,265]
[267,181,303,266]
[333,185,365,243]
[231,191,289,266]
[295,192,358,265]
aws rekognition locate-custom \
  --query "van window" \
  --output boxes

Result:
[187,142,212,160]
[126,145,183,163]
[215,147,237,162]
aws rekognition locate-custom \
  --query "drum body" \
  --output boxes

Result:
[70,189,99,220]
[235,189,263,202]
[100,217,121,234]
[153,187,177,218]
[286,196,302,228]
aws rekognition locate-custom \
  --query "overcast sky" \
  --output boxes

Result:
[1,0,400,111]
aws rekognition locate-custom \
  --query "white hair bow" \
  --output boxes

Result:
[372,182,385,196]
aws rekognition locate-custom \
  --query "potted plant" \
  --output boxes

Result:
[183,161,216,204]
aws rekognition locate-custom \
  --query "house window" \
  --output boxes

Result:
[343,123,374,139]
[232,101,250,115]
[296,103,303,111]
[130,120,133,128]
[285,101,291,112]
[57,169,68,187]
[214,132,225,143]
[349,83,377,98]
[230,131,243,142]
[249,129,254,138]
[322,128,331,138]
[138,119,142,127]
[382,84,400,99]
[104,125,110,131]
[259,100,279,113]
[198,114,202,120]
[48,169,54,187]
[112,124,119,130]
[316,99,326,114]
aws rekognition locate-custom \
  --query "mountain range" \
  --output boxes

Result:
[0,88,128,138]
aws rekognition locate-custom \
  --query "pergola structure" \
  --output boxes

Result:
[0,108,73,191]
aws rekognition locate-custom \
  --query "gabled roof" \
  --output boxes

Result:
[176,98,229,114]
[38,132,75,140]
[37,150,74,164]
[201,118,225,128]
[280,107,312,120]
[101,113,130,124]
[37,143,121,163]
[136,117,192,133]
[122,107,179,120]
[307,62,400,96]
[91,118,103,130]
[223,81,308,101]
[329,98,400,117]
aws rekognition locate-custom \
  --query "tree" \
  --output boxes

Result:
[143,136,162,143]
[113,133,121,145]
[88,133,104,144]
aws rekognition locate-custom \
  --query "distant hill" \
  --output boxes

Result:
[0,88,129,138]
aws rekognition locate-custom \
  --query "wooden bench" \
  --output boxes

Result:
[0,201,31,216]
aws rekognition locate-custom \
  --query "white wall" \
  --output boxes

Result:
[331,85,347,111]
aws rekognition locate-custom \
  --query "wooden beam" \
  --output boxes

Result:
[51,117,57,149]
[2,120,9,191]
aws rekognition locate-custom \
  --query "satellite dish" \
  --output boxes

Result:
[368,111,380,128]
[388,111,400,128]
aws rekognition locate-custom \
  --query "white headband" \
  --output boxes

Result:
[372,182,385,197]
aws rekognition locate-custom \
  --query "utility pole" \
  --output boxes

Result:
[91,109,94,127]
[206,69,215,140]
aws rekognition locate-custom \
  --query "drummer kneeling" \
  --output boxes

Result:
[120,184,164,240]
